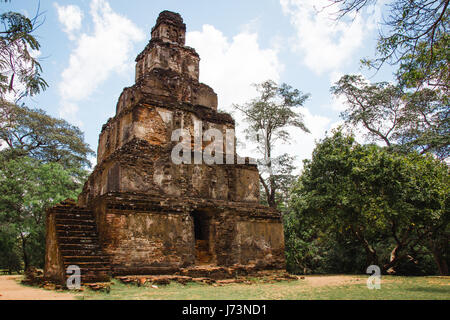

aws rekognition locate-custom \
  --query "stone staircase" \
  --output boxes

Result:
[195,240,212,265]
[53,201,111,284]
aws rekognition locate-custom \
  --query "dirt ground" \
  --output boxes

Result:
[0,275,75,300]
[2,274,443,300]
[303,275,368,287]
[0,274,363,300]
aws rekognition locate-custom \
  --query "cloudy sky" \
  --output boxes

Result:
[7,0,394,170]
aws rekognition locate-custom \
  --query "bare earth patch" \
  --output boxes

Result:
[303,275,395,287]
[0,275,75,300]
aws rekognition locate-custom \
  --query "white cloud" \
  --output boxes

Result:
[56,0,145,120]
[280,0,382,75]
[58,101,80,122]
[187,24,287,162]
[54,3,83,39]
[186,25,283,112]
[186,24,335,167]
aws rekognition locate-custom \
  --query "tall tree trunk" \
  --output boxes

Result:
[20,233,29,271]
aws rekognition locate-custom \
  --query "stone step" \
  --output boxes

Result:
[57,230,98,237]
[60,243,103,256]
[53,209,93,215]
[55,213,95,220]
[63,261,110,268]
[56,224,96,231]
[196,251,212,264]
[55,218,95,225]
[61,245,102,256]
[58,236,98,244]
[63,255,110,263]
[57,228,97,234]
[52,205,111,285]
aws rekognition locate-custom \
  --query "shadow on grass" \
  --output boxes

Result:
[407,287,450,294]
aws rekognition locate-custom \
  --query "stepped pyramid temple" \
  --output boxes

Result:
[45,11,285,285]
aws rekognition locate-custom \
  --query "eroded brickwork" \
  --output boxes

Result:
[45,11,285,283]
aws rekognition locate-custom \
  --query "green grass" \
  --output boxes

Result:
[77,275,450,300]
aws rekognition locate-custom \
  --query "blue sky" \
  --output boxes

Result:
[5,0,395,169]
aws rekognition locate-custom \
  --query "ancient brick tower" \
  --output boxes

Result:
[45,11,285,285]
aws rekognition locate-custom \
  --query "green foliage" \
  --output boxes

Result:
[397,34,449,91]
[329,2,449,160]
[0,10,48,101]
[0,5,91,272]
[0,224,21,273]
[330,1,449,75]
[285,130,449,275]
[0,102,94,178]
[233,80,310,207]
[331,74,449,159]
[0,155,82,270]
[0,103,91,270]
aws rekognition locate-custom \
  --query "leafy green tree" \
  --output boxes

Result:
[328,0,449,75]
[0,224,21,273]
[233,80,310,208]
[0,3,92,272]
[283,205,328,274]
[331,74,449,159]
[0,155,81,270]
[289,130,448,275]
[0,104,92,270]
[396,35,449,92]
[0,102,94,179]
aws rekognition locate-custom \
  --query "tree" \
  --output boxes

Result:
[289,130,448,274]
[233,80,310,208]
[0,155,82,270]
[396,34,449,92]
[0,102,94,178]
[328,0,449,75]
[331,74,449,159]
[0,3,92,272]
[0,103,93,270]
[0,223,21,273]
[0,5,47,102]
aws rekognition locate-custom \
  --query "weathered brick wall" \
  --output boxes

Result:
[234,219,286,269]
[87,194,284,274]
[212,211,285,269]
[100,100,229,165]
[104,211,194,273]
[91,195,195,275]
[79,136,260,207]
[136,40,200,81]
[44,211,65,284]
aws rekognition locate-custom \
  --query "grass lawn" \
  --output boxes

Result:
[77,275,450,300]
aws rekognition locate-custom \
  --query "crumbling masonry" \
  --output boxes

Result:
[45,11,285,284]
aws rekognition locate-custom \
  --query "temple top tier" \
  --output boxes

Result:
[135,11,199,81]
[151,10,186,45]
